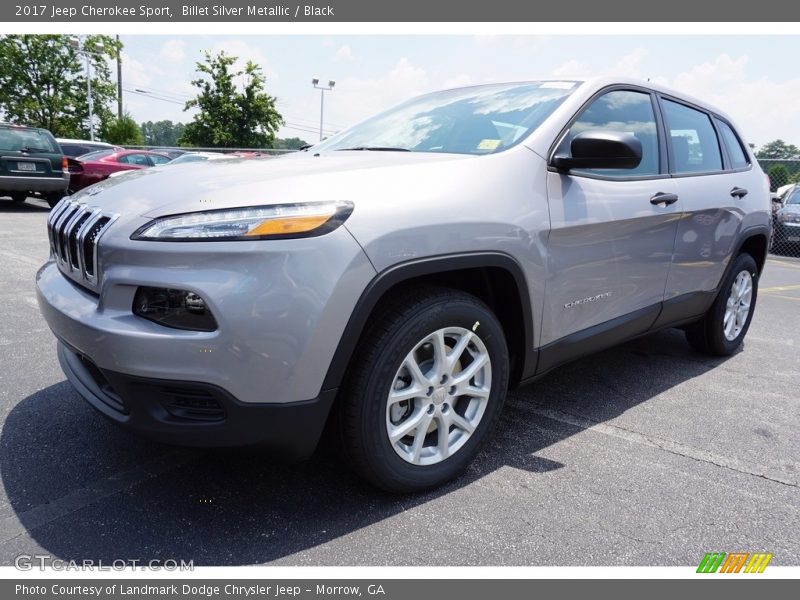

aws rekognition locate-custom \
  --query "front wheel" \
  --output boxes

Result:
[336,286,509,493]
[685,252,759,356]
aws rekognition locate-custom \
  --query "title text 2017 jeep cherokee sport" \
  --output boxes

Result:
[37,78,770,492]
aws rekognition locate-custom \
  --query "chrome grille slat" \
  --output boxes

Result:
[62,208,88,271]
[74,209,102,275]
[55,205,80,263]
[47,199,71,255]
[46,199,118,290]
[68,211,92,269]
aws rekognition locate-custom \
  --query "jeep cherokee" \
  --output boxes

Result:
[36,77,770,492]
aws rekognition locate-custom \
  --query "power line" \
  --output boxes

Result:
[283,123,337,136]
[134,85,192,100]
[124,88,185,105]
[134,88,346,128]
[124,90,339,136]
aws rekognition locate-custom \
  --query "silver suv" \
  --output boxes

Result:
[36,77,770,492]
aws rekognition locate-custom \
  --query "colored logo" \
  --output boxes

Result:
[697,552,773,573]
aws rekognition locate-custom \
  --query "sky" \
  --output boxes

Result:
[116,35,800,148]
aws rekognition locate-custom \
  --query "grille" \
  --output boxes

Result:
[47,199,117,289]
[162,386,226,422]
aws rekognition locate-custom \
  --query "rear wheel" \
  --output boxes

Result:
[685,252,758,356]
[10,192,27,203]
[336,286,509,493]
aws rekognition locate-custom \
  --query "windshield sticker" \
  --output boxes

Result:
[477,139,501,150]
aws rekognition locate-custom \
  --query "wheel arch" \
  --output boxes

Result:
[736,226,769,274]
[321,252,535,393]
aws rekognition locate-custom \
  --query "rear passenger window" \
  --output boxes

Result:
[564,90,659,177]
[715,119,750,169]
[662,99,722,174]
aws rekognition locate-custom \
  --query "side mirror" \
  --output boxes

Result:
[552,131,643,171]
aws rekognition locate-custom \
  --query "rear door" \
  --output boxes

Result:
[659,98,760,298]
[542,88,680,349]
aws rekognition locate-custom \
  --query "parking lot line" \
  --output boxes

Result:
[759,284,800,293]
[766,258,800,270]
[507,401,798,489]
[762,294,800,302]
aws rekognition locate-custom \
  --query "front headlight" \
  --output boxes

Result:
[131,201,354,241]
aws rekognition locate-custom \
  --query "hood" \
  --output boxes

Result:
[70,151,474,220]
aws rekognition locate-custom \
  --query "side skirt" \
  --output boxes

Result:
[519,290,717,386]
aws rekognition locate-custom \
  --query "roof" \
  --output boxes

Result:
[56,138,117,146]
[577,76,737,122]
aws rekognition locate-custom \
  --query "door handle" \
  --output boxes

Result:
[650,192,679,206]
[731,187,748,198]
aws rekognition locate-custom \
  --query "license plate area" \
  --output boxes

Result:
[16,162,38,171]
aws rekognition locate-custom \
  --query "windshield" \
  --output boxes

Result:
[314,81,579,155]
[170,154,214,164]
[785,188,800,205]
[0,127,59,153]
[77,149,114,161]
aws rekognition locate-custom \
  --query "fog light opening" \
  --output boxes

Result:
[133,287,218,332]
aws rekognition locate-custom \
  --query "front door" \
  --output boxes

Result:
[541,88,680,353]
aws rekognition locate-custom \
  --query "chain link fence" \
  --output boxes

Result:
[760,159,800,258]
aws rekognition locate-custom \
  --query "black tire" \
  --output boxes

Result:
[335,286,509,493]
[45,193,63,208]
[685,253,759,356]
[10,192,27,203]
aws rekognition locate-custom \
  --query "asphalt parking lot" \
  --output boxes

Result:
[0,197,798,566]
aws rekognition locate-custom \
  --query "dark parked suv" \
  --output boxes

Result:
[1,123,69,207]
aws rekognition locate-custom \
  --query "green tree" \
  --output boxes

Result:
[179,51,283,148]
[273,136,309,150]
[0,34,121,138]
[767,164,790,192]
[756,139,800,160]
[101,112,143,145]
[141,120,185,147]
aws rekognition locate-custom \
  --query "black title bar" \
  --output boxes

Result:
[3,0,800,22]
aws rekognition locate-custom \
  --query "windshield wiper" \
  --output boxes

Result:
[335,146,411,152]
[19,146,52,153]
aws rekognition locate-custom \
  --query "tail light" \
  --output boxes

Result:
[61,156,69,174]
[66,158,83,174]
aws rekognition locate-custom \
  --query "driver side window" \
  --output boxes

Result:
[562,90,660,178]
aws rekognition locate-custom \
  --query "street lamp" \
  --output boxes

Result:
[312,78,335,141]
[69,36,105,141]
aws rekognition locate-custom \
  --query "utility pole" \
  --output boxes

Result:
[69,36,104,141]
[116,35,123,119]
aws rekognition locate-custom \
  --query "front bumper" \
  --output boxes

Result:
[57,341,336,457]
[0,173,69,193]
[775,221,800,242]
[35,221,376,451]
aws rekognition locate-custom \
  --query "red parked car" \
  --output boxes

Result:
[67,149,171,193]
